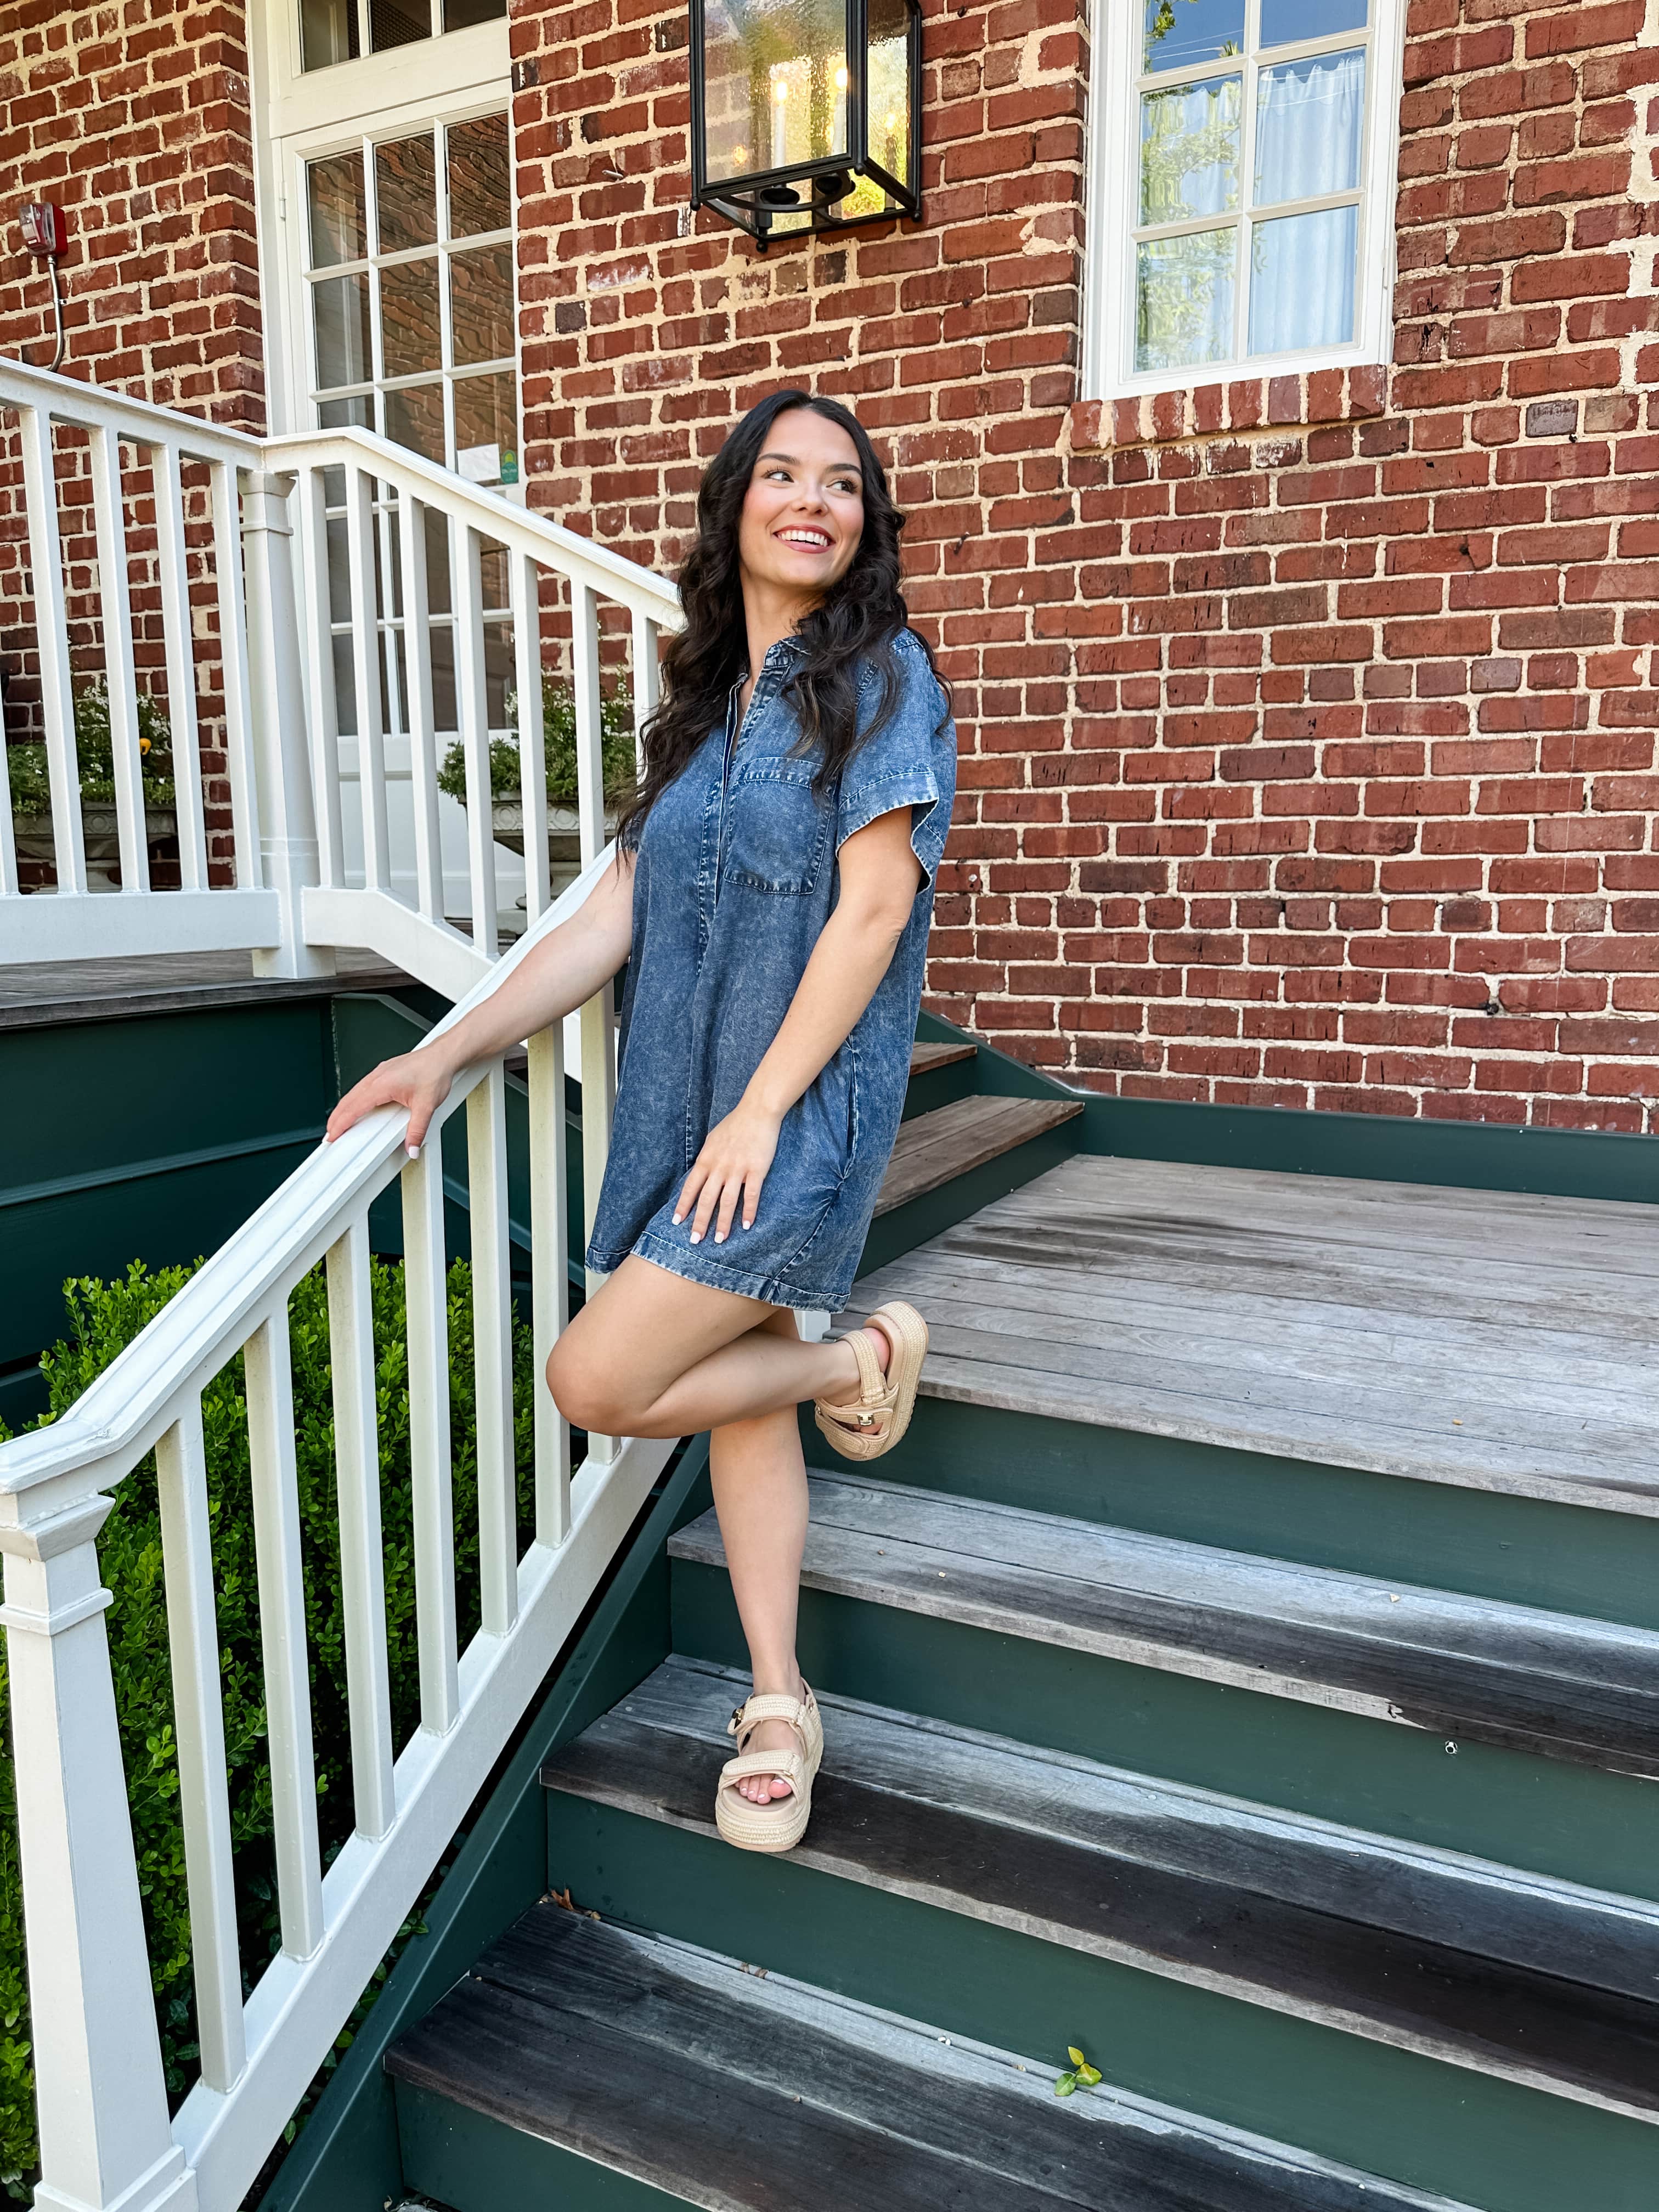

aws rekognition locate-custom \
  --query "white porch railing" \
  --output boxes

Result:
[0,355,679,996]
[0,854,676,2212]
[0,359,687,2210]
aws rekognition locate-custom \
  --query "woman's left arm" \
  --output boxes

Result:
[674,806,921,1246]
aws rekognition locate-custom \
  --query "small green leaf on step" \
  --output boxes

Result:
[1054,2073,1076,2097]
[1067,2047,1086,2067]
[1077,2064,1102,2086]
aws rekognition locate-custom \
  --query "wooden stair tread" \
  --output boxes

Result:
[847,1154,1659,1516]
[875,1095,1083,1217]
[668,1474,1659,1778]
[908,1039,978,1075]
[543,1657,1659,2121]
[388,1908,1477,2212]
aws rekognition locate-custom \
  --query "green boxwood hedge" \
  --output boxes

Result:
[0,1252,538,2198]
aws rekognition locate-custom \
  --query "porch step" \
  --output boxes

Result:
[908,1039,977,1076]
[541,1656,1659,2122]
[669,1473,1659,1777]
[875,1095,1083,1217]
[387,1908,1477,2212]
[844,1153,1659,1517]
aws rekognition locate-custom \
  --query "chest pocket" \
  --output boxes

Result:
[726,763,831,895]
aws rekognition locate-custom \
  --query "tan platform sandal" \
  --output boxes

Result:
[813,1300,929,1463]
[714,1684,823,1855]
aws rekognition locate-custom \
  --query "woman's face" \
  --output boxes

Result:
[736,408,866,607]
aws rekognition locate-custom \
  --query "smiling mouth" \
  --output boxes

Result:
[775,527,833,551]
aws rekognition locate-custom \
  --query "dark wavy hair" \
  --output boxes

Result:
[617,389,947,851]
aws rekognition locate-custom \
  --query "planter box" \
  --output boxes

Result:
[12,805,179,891]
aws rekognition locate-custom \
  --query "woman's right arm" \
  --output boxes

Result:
[325,849,636,1153]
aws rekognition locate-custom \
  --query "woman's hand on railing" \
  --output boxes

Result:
[326,1051,455,1156]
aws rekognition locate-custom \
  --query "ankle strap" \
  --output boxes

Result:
[727,1688,813,1740]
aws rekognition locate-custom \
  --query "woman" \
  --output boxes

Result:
[327,388,956,1854]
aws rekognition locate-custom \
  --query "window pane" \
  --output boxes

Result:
[444,0,506,22]
[376,134,438,252]
[1249,203,1357,352]
[370,0,430,50]
[1140,76,1240,224]
[318,394,373,428]
[868,0,911,189]
[1142,0,1244,74]
[1255,50,1365,205]
[1260,0,1366,45]
[1136,227,1235,372]
[301,0,360,69]
[313,272,372,388]
[699,0,850,184]
[380,258,441,376]
[447,114,511,238]
[308,152,366,266]
[450,244,514,364]
[454,372,518,483]
[385,381,447,462]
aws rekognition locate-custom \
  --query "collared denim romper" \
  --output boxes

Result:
[586,625,956,1311]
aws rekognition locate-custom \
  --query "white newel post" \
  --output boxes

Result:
[0,1496,195,2212]
[240,469,335,981]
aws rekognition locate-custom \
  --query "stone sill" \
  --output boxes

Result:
[1069,364,1390,455]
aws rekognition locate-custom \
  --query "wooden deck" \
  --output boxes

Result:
[0,947,411,1030]
[841,1154,1659,1518]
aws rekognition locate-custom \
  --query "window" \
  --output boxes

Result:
[300,0,504,72]
[1084,0,1402,397]
[303,111,518,486]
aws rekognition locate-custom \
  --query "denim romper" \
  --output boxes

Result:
[586,625,956,1311]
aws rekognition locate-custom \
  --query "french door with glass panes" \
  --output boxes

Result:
[305,109,518,486]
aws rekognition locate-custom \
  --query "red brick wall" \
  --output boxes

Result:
[0,0,261,874]
[509,0,1659,1130]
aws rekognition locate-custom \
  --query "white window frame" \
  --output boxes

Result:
[1082,0,1405,403]
[248,0,514,448]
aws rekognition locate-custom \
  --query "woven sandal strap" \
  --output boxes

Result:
[719,1748,808,1791]
[848,1326,887,1408]
[727,1690,811,1737]
[816,1396,894,1443]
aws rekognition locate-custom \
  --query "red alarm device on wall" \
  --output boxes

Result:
[20,203,68,259]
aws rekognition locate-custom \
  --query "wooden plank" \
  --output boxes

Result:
[876,1097,1082,1216]
[671,1477,1659,1774]
[543,1657,1659,2121]
[389,1909,1476,2212]
[908,1040,977,1075]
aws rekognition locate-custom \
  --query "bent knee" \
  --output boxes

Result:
[545,1340,633,1436]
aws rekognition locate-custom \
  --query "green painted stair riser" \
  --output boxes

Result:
[672,1560,1659,1904]
[542,1790,1659,2212]
[838,1397,1659,1637]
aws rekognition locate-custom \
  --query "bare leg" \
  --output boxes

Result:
[548,1260,895,1802]
[710,1313,811,1806]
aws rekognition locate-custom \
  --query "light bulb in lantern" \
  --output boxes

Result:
[834,64,848,88]
[774,77,789,99]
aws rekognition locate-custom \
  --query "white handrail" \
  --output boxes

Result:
[1,358,679,985]
[0,842,674,2212]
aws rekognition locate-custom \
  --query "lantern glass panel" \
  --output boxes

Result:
[702,0,853,184]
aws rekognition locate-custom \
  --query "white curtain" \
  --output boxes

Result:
[1248,48,1365,354]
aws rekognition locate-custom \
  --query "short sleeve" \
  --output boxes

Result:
[835,630,957,887]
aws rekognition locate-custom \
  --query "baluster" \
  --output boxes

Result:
[398,493,444,923]
[326,1217,396,1837]
[512,552,550,921]
[344,464,390,891]
[0,737,18,898]
[402,1142,459,1731]
[453,522,498,955]
[300,464,347,889]
[210,455,262,889]
[18,402,85,894]
[630,605,660,784]
[244,1309,325,1958]
[0,1488,188,2211]
[156,1398,246,2092]
[467,1066,518,1630]
[87,422,148,894]
[572,580,603,868]
[154,441,208,890]
[527,1024,572,1544]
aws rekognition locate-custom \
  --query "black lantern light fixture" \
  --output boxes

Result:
[689,0,922,247]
